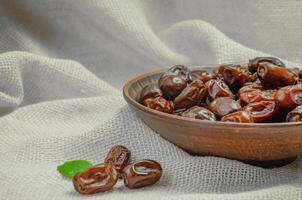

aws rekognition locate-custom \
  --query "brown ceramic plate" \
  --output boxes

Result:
[123,67,302,167]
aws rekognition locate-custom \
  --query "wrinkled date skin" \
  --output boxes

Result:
[242,80,266,90]
[221,110,253,123]
[206,79,234,99]
[159,75,187,100]
[248,57,285,73]
[145,96,173,113]
[217,64,251,89]
[244,101,279,123]
[174,80,208,110]
[257,62,297,88]
[286,105,302,122]
[140,84,162,105]
[238,88,276,106]
[208,97,241,119]
[181,106,216,121]
[73,164,118,195]
[158,65,191,100]
[275,84,302,112]
[191,70,213,83]
[122,160,162,189]
[165,65,191,82]
[104,145,131,173]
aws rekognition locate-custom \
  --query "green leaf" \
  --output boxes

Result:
[57,160,93,178]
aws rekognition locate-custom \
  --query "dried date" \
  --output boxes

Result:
[238,88,275,106]
[286,105,302,122]
[122,160,162,189]
[104,145,131,173]
[248,57,285,73]
[191,70,213,83]
[181,106,216,121]
[165,65,191,82]
[73,164,118,194]
[174,80,207,110]
[221,110,253,123]
[206,79,234,99]
[208,97,241,119]
[275,84,302,112]
[244,101,279,123]
[257,62,297,87]
[145,96,173,113]
[140,84,162,105]
[158,75,187,100]
[217,64,251,89]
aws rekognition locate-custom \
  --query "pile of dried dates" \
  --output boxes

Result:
[72,145,162,195]
[139,57,302,123]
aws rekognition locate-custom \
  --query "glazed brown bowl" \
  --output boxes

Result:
[123,67,302,167]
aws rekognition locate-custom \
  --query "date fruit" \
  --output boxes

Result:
[181,106,216,121]
[191,70,213,83]
[286,106,302,122]
[206,79,234,99]
[145,96,173,113]
[208,97,241,119]
[140,84,162,105]
[217,64,251,89]
[73,164,118,195]
[257,62,297,87]
[104,145,131,173]
[275,84,302,112]
[221,110,253,123]
[248,57,285,73]
[238,88,275,105]
[159,75,187,100]
[174,80,207,110]
[245,101,278,123]
[122,160,163,189]
[165,65,191,82]
[243,79,266,90]
[158,65,191,100]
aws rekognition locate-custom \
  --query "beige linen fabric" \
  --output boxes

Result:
[0,1,302,199]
